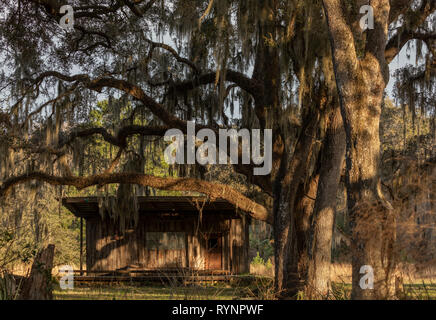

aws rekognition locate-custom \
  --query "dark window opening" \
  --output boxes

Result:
[208,237,219,250]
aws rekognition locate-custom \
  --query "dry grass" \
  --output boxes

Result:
[250,263,274,278]
[329,263,436,300]
[53,284,239,300]
[330,263,436,284]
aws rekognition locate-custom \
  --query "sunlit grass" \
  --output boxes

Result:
[54,282,436,300]
[53,284,241,300]
[330,282,436,300]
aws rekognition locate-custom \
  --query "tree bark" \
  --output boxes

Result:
[321,0,396,299]
[19,244,55,300]
[273,109,320,297]
[288,173,320,297]
[306,101,346,299]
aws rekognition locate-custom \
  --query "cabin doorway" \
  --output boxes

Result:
[206,233,222,270]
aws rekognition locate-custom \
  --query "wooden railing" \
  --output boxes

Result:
[62,269,250,284]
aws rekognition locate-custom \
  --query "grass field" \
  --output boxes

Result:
[53,284,248,300]
[36,263,436,300]
[53,281,436,300]
[330,283,436,300]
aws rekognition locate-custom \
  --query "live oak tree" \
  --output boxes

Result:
[0,0,434,299]
[321,0,435,299]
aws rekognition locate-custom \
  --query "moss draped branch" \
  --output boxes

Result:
[59,125,169,149]
[385,0,436,64]
[0,172,272,224]
[25,71,271,194]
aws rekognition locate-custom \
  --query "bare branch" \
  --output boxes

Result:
[146,39,199,74]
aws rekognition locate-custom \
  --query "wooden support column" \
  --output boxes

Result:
[80,217,83,276]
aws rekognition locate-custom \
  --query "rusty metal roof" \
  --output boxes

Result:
[62,196,239,219]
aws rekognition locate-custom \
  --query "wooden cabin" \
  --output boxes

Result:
[62,197,249,274]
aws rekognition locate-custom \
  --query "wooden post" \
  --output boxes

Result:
[243,215,251,273]
[19,244,55,300]
[80,217,83,276]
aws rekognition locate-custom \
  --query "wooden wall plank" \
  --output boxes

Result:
[84,214,248,273]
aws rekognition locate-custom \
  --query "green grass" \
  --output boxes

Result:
[402,283,436,300]
[53,281,436,300]
[53,284,245,300]
[53,274,276,300]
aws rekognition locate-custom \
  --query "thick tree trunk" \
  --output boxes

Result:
[249,0,301,299]
[346,123,396,299]
[289,173,320,297]
[273,110,320,297]
[273,171,292,297]
[306,101,346,299]
[322,0,396,299]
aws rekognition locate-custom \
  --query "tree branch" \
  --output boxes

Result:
[0,171,272,223]
[146,39,199,74]
[26,71,271,196]
[389,0,414,24]
[385,0,436,64]
[59,125,169,149]
[166,70,263,101]
[322,0,360,86]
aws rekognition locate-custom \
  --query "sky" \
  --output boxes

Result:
[386,42,421,100]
